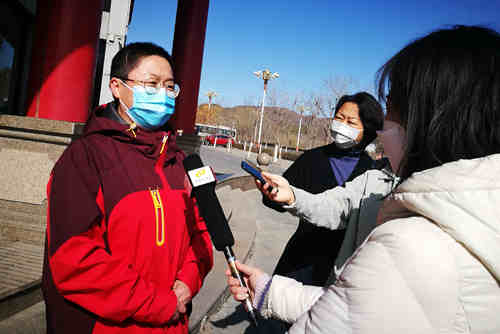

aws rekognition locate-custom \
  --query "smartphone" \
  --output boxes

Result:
[241,160,273,192]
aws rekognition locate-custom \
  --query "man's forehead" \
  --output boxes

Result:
[137,71,174,80]
[129,56,173,79]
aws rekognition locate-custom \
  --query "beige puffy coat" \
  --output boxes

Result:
[262,154,500,334]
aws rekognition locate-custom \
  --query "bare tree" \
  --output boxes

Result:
[259,87,294,146]
[324,75,358,108]
[233,96,261,143]
[297,92,328,149]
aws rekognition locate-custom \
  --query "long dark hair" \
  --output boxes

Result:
[334,92,384,150]
[377,25,500,179]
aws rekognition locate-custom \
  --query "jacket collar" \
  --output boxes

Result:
[83,103,181,161]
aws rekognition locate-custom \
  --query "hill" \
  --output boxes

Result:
[196,104,332,149]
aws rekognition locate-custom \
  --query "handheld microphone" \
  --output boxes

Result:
[183,154,258,327]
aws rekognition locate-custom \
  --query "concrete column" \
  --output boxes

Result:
[98,0,132,105]
[26,0,103,122]
[169,0,209,134]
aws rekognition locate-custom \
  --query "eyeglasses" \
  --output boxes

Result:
[118,77,181,98]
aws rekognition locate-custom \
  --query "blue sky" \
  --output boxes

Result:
[127,0,500,109]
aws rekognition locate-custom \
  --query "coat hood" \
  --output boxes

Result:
[378,154,500,281]
[83,103,182,161]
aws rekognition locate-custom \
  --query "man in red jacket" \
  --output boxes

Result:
[42,42,213,334]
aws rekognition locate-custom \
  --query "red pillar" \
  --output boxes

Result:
[170,0,209,134]
[26,0,102,122]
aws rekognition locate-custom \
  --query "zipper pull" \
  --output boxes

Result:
[159,134,168,154]
[150,189,162,209]
[127,123,137,138]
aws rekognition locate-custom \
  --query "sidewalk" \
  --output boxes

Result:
[191,146,298,333]
[198,181,297,334]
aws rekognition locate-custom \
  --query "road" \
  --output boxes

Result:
[199,144,293,178]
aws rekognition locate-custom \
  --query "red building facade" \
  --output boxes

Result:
[0,0,208,133]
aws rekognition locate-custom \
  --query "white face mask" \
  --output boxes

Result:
[330,120,361,149]
[377,120,406,173]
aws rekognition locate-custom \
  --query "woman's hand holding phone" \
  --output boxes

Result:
[256,172,295,205]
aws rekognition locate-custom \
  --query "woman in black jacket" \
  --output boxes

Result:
[266,92,384,286]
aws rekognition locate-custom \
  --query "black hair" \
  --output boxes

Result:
[377,25,500,179]
[110,42,174,79]
[334,92,384,149]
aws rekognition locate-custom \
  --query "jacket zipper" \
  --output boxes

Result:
[150,188,165,247]
[150,133,170,247]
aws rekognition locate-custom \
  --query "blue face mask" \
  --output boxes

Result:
[120,82,175,130]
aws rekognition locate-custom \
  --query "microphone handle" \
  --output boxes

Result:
[223,246,258,327]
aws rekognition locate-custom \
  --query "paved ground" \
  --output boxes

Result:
[198,145,297,334]
[201,200,295,334]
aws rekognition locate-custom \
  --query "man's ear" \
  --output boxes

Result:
[109,78,121,100]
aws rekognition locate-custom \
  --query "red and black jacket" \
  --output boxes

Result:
[42,103,213,334]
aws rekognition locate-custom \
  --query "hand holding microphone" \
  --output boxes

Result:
[225,261,265,304]
[183,154,258,327]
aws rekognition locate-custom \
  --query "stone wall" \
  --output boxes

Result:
[0,115,83,206]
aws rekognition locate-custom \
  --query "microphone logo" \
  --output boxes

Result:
[187,166,216,187]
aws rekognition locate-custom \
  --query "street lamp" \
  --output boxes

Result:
[296,105,309,152]
[253,69,279,152]
[205,90,217,120]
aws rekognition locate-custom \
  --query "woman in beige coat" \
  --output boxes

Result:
[228,25,500,334]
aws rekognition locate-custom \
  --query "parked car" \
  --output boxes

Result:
[205,135,234,146]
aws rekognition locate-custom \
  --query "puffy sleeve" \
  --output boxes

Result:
[288,218,456,334]
[284,172,368,230]
[260,275,325,323]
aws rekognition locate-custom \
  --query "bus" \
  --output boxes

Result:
[195,123,237,141]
